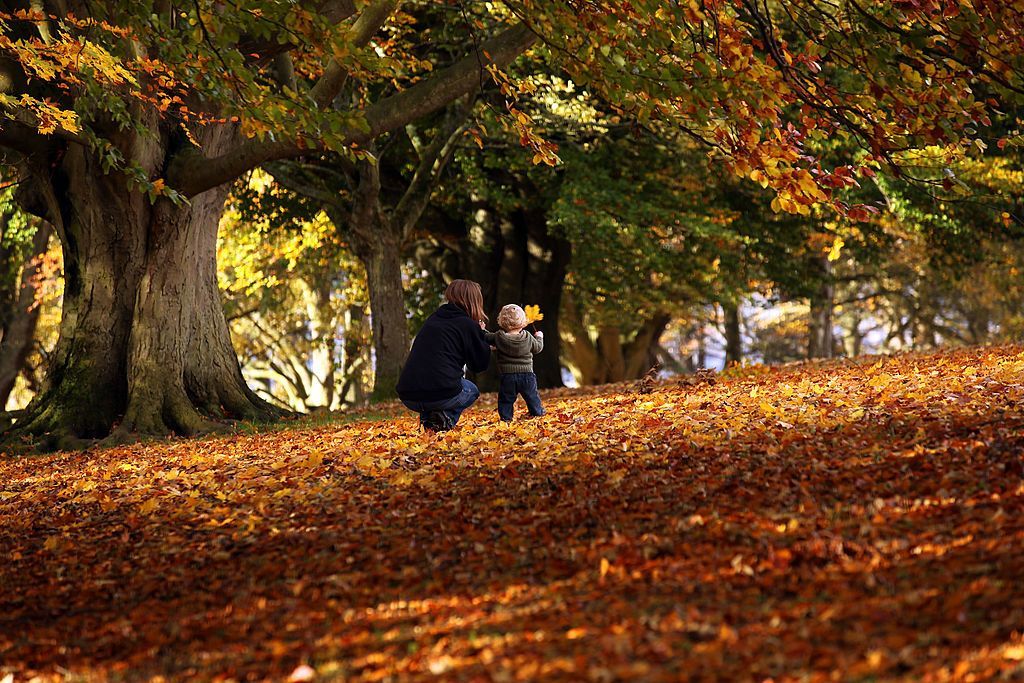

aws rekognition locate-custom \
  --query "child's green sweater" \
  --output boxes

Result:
[484,330,543,374]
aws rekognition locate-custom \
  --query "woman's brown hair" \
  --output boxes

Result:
[444,279,487,323]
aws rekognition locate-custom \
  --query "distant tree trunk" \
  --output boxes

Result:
[561,290,600,385]
[305,280,338,410]
[597,326,626,383]
[807,257,835,359]
[697,322,707,369]
[562,292,670,386]
[964,307,990,345]
[324,155,413,405]
[722,302,742,366]
[842,311,864,358]
[624,313,671,378]
[341,304,371,405]
[0,221,50,409]
[655,344,686,374]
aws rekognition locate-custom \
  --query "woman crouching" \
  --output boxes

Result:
[396,279,490,432]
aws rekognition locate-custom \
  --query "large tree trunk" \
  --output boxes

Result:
[597,326,626,383]
[356,233,409,403]
[7,133,283,449]
[561,288,673,386]
[0,221,50,408]
[561,291,601,385]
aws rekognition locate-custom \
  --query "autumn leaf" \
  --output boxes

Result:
[524,304,544,324]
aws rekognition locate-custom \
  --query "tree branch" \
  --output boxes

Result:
[265,161,348,212]
[308,0,401,109]
[393,97,474,237]
[168,21,536,197]
[0,111,82,157]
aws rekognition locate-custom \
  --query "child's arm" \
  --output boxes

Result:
[531,331,544,354]
[483,331,496,344]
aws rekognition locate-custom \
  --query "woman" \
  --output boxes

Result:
[397,279,491,432]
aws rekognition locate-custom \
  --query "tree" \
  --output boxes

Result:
[0,1,535,446]
[267,100,473,402]
[217,185,372,412]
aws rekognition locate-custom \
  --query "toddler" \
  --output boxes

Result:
[485,304,545,422]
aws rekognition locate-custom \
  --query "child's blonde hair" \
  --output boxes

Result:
[497,304,527,331]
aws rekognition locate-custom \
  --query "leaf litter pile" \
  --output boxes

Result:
[3,345,1024,681]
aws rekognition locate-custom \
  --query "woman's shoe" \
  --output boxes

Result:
[421,410,453,432]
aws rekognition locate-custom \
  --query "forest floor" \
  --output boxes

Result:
[2,345,1024,682]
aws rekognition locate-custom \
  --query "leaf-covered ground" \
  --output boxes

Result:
[3,345,1024,681]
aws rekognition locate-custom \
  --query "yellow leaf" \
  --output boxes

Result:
[1004,645,1024,661]
[140,498,159,515]
[827,236,845,262]
[867,373,894,389]
[298,450,324,470]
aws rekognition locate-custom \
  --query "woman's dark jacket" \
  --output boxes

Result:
[396,303,491,402]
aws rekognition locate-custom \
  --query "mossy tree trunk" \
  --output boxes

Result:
[8,131,283,448]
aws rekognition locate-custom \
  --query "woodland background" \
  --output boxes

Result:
[3,2,1024,680]
[2,0,1023,420]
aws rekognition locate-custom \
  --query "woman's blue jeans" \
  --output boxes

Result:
[401,379,480,426]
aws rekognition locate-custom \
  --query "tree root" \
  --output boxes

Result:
[4,364,294,452]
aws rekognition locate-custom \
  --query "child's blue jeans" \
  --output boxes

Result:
[498,372,544,421]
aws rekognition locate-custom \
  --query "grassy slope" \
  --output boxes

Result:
[2,345,1023,681]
